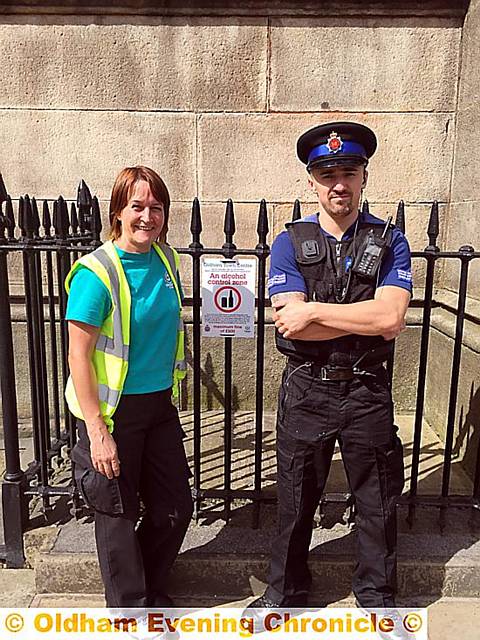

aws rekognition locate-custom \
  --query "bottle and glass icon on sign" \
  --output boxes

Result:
[214,286,241,313]
[221,289,235,309]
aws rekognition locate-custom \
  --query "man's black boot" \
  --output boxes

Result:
[243,593,308,634]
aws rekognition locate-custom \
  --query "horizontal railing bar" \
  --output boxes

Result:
[0,244,92,253]
[24,486,75,498]
[1,245,479,260]
[194,489,479,510]
[411,250,480,259]
[398,495,480,509]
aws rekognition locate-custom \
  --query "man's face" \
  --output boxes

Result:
[308,164,367,219]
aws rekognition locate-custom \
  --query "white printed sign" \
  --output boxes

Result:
[201,258,256,338]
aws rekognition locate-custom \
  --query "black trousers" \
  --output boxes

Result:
[266,361,405,608]
[75,389,193,607]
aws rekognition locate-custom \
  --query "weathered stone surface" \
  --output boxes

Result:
[441,201,480,299]
[0,570,35,607]
[34,497,480,599]
[392,324,421,413]
[198,113,455,203]
[0,110,196,200]
[450,0,480,203]
[271,202,318,238]
[270,19,461,112]
[35,552,103,594]
[442,1,480,301]
[402,203,448,251]
[0,19,267,112]
[10,321,63,420]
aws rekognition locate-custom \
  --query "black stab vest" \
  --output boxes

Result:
[275,218,395,367]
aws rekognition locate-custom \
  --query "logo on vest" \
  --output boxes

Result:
[164,272,175,289]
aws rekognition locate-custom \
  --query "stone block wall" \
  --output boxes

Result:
[0,10,461,247]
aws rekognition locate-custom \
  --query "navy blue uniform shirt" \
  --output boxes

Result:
[268,212,413,298]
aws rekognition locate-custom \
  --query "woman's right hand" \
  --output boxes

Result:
[88,428,121,479]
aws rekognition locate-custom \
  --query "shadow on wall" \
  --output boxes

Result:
[180,345,240,413]
[452,382,480,486]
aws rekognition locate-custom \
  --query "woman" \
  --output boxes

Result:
[65,166,193,608]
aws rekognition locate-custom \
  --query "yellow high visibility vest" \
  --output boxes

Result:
[64,240,186,431]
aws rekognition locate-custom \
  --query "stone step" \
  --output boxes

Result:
[29,504,480,601]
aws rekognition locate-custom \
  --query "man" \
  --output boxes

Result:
[248,122,412,618]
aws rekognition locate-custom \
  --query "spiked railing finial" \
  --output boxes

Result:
[427,201,439,249]
[395,200,405,234]
[292,199,301,221]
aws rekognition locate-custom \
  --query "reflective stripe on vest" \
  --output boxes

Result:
[98,383,122,407]
[93,246,130,360]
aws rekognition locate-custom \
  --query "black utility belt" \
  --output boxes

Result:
[288,359,383,381]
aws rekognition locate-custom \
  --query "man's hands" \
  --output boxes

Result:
[381,319,406,341]
[88,422,121,480]
[273,301,313,338]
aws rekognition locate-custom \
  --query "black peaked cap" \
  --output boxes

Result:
[297,121,377,169]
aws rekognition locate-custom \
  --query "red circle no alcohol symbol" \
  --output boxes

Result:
[214,286,241,313]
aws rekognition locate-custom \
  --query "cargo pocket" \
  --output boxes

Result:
[71,443,124,516]
[376,434,405,499]
[282,369,321,437]
[276,435,303,515]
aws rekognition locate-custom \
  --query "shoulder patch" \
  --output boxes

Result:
[397,269,412,283]
[268,273,287,288]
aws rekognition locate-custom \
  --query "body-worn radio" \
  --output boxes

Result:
[352,216,393,279]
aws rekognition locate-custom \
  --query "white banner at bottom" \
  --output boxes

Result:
[0,607,427,639]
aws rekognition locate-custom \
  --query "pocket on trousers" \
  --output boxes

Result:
[356,371,392,407]
[377,434,405,498]
[276,434,306,515]
[277,438,296,472]
[71,443,124,516]
[78,469,124,516]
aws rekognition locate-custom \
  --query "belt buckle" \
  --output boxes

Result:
[320,366,331,381]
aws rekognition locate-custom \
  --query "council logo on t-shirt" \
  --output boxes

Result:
[164,272,175,289]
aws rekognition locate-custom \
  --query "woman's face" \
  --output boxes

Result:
[116,180,165,253]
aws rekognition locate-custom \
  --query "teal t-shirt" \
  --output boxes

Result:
[66,245,180,394]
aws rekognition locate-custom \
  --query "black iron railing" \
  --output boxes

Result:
[0,173,479,568]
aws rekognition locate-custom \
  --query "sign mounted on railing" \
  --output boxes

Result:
[201,258,256,338]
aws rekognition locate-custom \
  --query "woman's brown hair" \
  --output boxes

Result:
[108,166,171,242]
